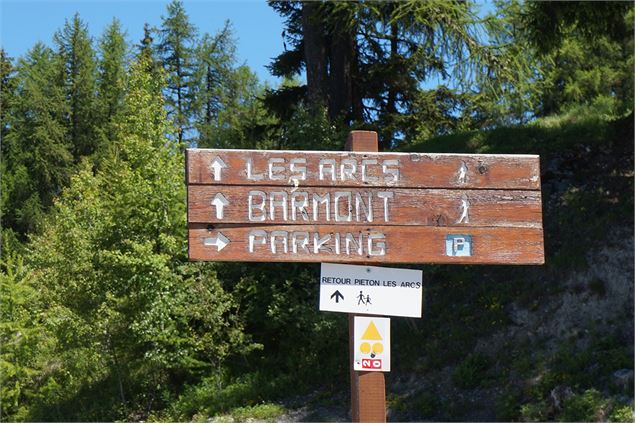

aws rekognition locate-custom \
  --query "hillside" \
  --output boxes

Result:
[262,110,633,422]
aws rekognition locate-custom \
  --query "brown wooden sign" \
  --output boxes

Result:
[187,149,541,189]
[186,148,544,264]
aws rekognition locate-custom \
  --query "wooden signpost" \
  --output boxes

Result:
[186,130,545,422]
[186,139,544,266]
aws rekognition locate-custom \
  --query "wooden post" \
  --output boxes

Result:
[347,130,386,423]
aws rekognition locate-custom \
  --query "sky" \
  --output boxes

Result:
[0,0,286,85]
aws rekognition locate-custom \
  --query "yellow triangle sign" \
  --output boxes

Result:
[361,321,382,340]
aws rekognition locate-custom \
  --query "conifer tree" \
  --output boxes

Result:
[268,1,509,147]
[156,0,198,146]
[2,43,71,237]
[54,13,99,159]
[96,18,128,145]
[0,49,15,144]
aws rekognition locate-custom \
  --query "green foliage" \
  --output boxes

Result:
[228,403,285,421]
[193,23,272,149]
[2,43,71,237]
[268,0,515,146]
[4,56,254,421]
[2,2,633,421]
[0,252,46,421]
[156,0,198,145]
[95,18,128,156]
[0,48,16,140]
[611,405,635,423]
[171,372,294,419]
[54,13,100,159]
[559,389,607,422]
[452,353,491,389]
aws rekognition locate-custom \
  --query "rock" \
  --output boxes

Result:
[549,385,573,412]
[613,369,634,391]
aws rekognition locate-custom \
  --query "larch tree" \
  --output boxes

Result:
[53,13,99,160]
[267,0,512,147]
[96,18,128,149]
[156,0,198,146]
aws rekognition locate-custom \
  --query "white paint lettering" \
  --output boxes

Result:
[269,191,288,221]
[289,158,307,181]
[340,159,357,181]
[334,191,352,222]
[248,191,266,222]
[291,232,310,254]
[268,158,285,180]
[246,158,264,181]
[382,159,400,182]
[270,230,288,254]
[313,233,332,254]
[345,232,363,255]
[319,159,336,181]
[355,192,373,222]
[377,191,394,222]
[361,159,378,183]
[312,193,331,221]
[248,230,267,252]
[291,192,309,221]
[368,232,386,256]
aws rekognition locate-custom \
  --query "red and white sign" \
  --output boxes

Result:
[361,359,383,369]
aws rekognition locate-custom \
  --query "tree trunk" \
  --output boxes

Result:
[328,16,354,122]
[384,18,399,148]
[302,1,328,108]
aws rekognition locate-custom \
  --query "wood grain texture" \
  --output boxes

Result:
[188,185,543,228]
[188,224,545,264]
[186,148,541,190]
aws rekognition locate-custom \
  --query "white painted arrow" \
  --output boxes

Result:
[210,157,227,181]
[211,193,229,219]
[203,232,230,251]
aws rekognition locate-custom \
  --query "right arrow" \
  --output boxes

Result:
[203,232,230,251]
[330,290,344,303]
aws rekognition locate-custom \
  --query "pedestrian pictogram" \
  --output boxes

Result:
[354,316,390,372]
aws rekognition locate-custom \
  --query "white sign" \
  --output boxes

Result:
[319,263,423,318]
[353,316,390,372]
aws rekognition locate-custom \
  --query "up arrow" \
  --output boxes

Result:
[211,193,229,219]
[203,232,230,252]
[330,290,344,303]
[210,157,227,181]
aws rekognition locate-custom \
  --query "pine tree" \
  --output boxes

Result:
[53,13,99,159]
[2,43,71,237]
[0,49,16,144]
[156,0,198,146]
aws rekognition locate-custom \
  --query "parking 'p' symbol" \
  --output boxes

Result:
[446,234,472,257]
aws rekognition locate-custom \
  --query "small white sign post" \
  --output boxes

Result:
[319,263,423,318]
[353,316,391,372]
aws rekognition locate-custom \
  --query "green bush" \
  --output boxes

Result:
[560,389,607,422]
[611,405,635,423]
[452,353,491,389]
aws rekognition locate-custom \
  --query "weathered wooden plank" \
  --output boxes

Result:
[187,185,543,228]
[186,149,541,190]
[188,224,545,264]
